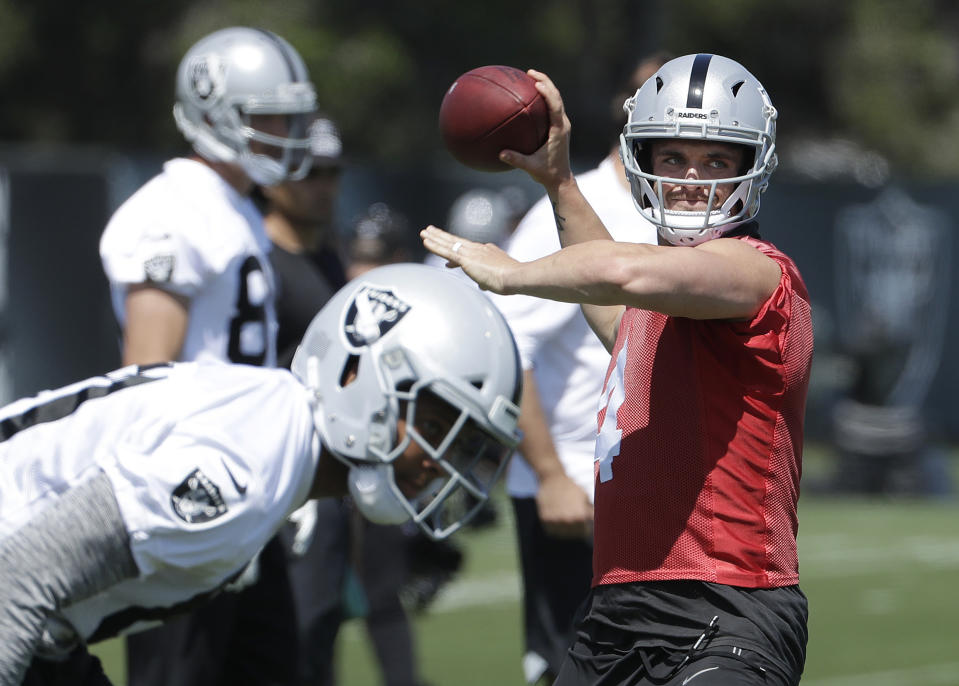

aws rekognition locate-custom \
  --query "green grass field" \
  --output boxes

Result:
[91,450,959,685]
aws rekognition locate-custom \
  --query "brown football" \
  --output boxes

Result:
[439,65,549,172]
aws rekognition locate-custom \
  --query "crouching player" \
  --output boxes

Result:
[0,263,522,685]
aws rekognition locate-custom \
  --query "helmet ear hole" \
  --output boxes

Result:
[339,354,360,388]
[635,141,653,176]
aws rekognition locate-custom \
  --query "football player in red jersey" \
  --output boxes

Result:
[423,54,812,686]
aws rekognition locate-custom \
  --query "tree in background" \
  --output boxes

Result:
[0,0,957,176]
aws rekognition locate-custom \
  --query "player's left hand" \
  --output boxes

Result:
[287,500,319,556]
[420,226,518,295]
[536,471,593,539]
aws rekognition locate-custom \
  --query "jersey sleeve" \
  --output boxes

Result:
[101,438,270,588]
[735,241,808,341]
[97,365,316,592]
[100,203,213,299]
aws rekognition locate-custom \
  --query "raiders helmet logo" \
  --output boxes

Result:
[344,286,411,348]
[171,468,228,524]
[187,53,226,104]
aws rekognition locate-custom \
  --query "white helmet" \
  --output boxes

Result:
[291,264,522,539]
[173,27,317,186]
[620,53,778,246]
[446,188,522,246]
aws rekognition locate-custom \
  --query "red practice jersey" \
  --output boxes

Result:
[592,236,813,589]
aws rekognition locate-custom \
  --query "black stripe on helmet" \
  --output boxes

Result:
[686,54,713,109]
[253,28,300,82]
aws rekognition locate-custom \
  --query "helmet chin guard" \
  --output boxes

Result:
[347,465,412,525]
[619,53,778,246]
[291,264,523,539]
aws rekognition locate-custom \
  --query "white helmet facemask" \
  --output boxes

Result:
[619,53,778,246]
[291,264,523,540]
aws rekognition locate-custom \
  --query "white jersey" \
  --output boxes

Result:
[0,362,318,643]
[100,158,277,366]
[490,156,657,500]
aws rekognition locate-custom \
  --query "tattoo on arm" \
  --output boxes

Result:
[551,203,566,233]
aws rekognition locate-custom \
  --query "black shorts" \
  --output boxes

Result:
[554,646,775,686]
[126,535,298,686]
[24,647,113,686]
[511,497,593,683]
[553,580,807,686]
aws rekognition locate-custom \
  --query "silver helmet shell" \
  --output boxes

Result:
[447,188,518,246]
[173,27,317,186]
[291,264,522,539]
[619,53,778,246]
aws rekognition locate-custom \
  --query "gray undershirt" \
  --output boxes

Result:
[0,470,139,685]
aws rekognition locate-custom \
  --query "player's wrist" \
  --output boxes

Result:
[536,464,570,485]
[543,170,576,199]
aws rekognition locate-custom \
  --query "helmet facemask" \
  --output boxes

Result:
[373,381,515,539]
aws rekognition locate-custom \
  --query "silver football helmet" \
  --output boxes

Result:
[447,188,523,246]
[173,27,317,186]
[620,54,778,246]
[291,264,522,539]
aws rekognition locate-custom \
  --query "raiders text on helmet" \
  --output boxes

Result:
[291,264,523,539]
[619,53,778,246]
[173,27,317,186]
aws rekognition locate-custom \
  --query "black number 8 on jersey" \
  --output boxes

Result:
[228,256,270,366]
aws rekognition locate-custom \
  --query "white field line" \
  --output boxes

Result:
[802,661,959,686]
[430,535,959,612]
[799,534,959,577]
[430,570,520,612]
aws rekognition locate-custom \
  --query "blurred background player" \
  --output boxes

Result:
[346,202,413,280]
[1,264,523,686]
[424,186,528,282]
[260,115,348,366]
[98,26,316,686]
[483,53,667,685]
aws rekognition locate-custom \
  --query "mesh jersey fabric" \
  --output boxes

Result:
[592,236,813,588]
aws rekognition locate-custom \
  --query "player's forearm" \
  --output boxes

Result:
[546,176,613,247]
[516,370,565,481]
[0,471,138,683]
[501,240,632,305]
